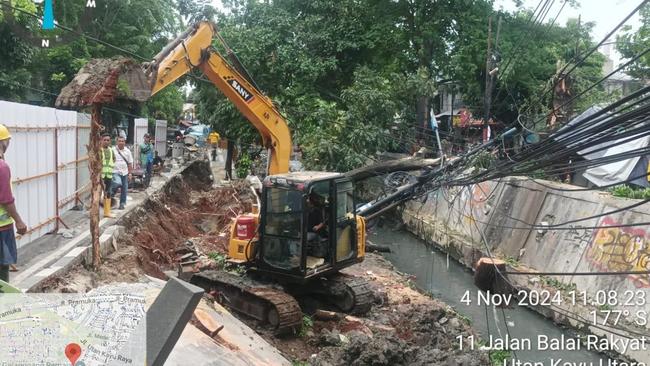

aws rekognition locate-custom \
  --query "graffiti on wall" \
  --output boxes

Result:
[461,182,492,224]
[565,225,594,249]
[586,217,650,288]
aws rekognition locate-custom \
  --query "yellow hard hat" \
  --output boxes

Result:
[0,125,11,140]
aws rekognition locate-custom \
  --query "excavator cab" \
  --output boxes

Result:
[254,172,364,282]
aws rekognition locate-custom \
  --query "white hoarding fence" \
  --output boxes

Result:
[0,101,137,249]
[154,119,167,159]
[0,101,78,247]
[133,118,149,169]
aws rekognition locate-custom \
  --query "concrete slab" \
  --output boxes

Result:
[139,276,290,366]
[147,278,204,366]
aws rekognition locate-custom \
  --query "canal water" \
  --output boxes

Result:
[370,225,608,365]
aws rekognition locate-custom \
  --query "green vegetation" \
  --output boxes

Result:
[298,315,313,337]
[0,0,182,125]
[490,350,512,366]
[540,276,577,292]
[610,185,650,200]
[207,251,227,269]
[235,152,253,178]
[0,0,619,169]
[457,313,472,326]
[292,361,310,366]
[476,337,512,363]
[472,150,497,171]
[617,4,650,79]
[503,256,519,267]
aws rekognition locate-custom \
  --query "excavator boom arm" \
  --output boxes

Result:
[144,22,291,175]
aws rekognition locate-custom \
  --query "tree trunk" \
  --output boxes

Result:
[89,104,102,270]
[225,139,234,180]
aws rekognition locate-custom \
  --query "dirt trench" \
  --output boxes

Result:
[39,161,254,291]
[39,161,488,365]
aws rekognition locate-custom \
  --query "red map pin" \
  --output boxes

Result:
[65,343,82,366]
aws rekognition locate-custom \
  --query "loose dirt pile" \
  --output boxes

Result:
[260,253,489,366]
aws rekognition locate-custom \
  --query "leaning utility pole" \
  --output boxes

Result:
[483,17,502,142]
[483,17,493,143]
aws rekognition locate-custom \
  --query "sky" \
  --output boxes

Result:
[495,0,644,64]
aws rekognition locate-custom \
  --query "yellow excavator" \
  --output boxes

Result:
[143,22,377,333]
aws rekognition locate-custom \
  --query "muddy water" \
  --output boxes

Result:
[370,226,608,366]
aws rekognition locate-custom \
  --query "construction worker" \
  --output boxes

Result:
[100,133,115,218]
[139,133,154,187]
[208,130,220,161]
[0,125,27,284]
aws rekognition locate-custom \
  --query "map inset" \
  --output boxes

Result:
[0,292,146,366]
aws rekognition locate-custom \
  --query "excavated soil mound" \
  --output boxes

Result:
[40,161,253,291]
[261,254,489,366]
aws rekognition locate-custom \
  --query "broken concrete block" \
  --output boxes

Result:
[194,309,224,337]
[147,277,204,366]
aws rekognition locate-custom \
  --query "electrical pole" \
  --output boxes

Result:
[483,17,502,143]
[483,17,493,143]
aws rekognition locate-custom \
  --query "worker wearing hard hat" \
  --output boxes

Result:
[0,125,27,284]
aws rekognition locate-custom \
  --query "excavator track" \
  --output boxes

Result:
[190,271,302,335]
[318,274,374,315]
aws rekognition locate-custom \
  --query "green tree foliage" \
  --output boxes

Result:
[617,4,650,79]
[0,0,38,102]
[0,0,614,172]
[452,9,606,126]
[142,86,184,125]
[0,0,182,120]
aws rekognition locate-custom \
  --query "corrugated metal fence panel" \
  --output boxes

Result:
[0,101,76,248]
[154,120,167,159]
[76,113,91,200]
[133,118,148,169]
[58,121,77,213]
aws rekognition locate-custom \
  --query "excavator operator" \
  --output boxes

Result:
[306,192,329,258]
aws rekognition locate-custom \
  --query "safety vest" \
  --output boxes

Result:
[208,132,220,144]
[101,147,114,179]
[0,162,14,227]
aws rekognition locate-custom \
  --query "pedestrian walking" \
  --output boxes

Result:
[0,125,27,284]
[111,136,133,210]
[208,130,220,161]
[100,133,115,218]
[139,133,154,187]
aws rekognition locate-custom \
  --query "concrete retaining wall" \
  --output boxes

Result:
[398,177,650,362]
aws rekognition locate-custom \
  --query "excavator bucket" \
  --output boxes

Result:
[55,57,151,108]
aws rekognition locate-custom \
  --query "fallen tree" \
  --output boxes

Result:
[344,156,446,182]
[55,57,150,269]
